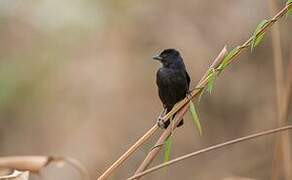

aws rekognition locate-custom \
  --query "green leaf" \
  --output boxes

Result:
[198,87,206,103]
[220,47,239,70]
[189,100,202,135]
[206,69,217,94]
[251,19,268,51]
[254,33,265,47]
[163,135,172,164]
[287,0,292,16]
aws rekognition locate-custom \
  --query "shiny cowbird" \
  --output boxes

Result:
[153,49,191,128]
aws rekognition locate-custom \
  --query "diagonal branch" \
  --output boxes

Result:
[132,47,228,179]
[132,3,292,180]
[97,38,227,180]
[161,2,292,122]
[133,103,190,177]
[97,124,159,180]
[127,125,292,180]
[97,3,292,180]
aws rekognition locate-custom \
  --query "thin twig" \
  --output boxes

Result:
[98,3,292,180]
[200,46,228,83]
[161,2,292,122]
[97,113,163,180]
[132,47,228,179]
[132,3,292,180]
[127,125,292,180]
[97,37,227,180]
[133,104,190,177]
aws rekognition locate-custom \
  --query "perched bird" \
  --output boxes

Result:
[153,48,191,128]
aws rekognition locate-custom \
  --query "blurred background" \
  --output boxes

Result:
[0,0,291,179]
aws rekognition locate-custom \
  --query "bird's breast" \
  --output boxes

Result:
[157,68,185,85]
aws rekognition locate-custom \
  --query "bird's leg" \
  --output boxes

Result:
[156,108,167,129]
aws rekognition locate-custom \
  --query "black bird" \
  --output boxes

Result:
[153,48,191,128]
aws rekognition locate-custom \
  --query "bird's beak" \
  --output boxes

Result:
[153,55,162,61]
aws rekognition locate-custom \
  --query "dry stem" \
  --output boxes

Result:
[161,2,292,122]
[0,156,90,180]
[0,170,29,180]
[127,125,292,180]
[132,3,292,180]
[97,3,292,180]
[97,117,160,180]
[132,47,228,179]
[133,104,190,176]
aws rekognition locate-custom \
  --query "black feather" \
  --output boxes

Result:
[155,49,191,128]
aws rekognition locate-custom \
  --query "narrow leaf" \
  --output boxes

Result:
[254,33,265,47]
[163,136,172,164]
[198,87,206,103]
[287,0,292,16]
[221,47,239,69]
[251,19,268,51]
[207,69,217,94]
[189,100,202,135]
[287,8,292,16]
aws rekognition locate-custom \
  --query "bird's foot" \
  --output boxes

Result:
[157,117,166,129]
[186,91,192,101]
[156,108,168,129]
[157,118,170,129]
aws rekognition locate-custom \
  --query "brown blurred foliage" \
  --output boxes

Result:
[0,0,291,179]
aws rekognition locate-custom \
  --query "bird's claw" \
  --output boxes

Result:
[157,117,166,129]
[186,91,192,101]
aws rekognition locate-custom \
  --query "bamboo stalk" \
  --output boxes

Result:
[133,104,190,177]
[97,40,227,180]
[97,3,292,179]
[132,47,228,179]
[132,3,292,180]
[97,124,159,180]
[127,125,292,180]
[161,2,292,122]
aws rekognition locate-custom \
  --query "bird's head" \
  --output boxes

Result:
[153,48,182,67]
